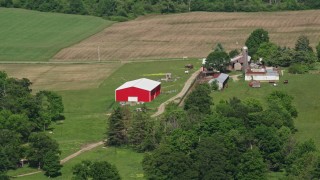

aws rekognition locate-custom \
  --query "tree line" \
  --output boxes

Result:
[0,71,64,179]
[103,83,320,179]
[1,0,320,21]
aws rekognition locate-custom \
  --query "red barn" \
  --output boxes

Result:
[115,78,161,102]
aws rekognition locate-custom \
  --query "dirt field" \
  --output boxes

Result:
[53,10,320,61]
[0,63,120,91]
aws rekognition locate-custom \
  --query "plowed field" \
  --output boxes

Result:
[53,10,320,61]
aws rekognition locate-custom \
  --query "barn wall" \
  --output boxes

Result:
[116,87,150,102]
[150,85,161,101]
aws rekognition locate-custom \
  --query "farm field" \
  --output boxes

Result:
[54,10,320,61]
[212,70,320,147]
[0,8,113,61]
[0,63,121,90]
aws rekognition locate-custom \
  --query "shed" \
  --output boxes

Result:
[115,78,161,102]
[209,73,229,90]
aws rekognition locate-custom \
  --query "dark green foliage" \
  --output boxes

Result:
[72,160,121,180]
[255,42,278,64]
[107,107,128,146]
[91,161,121,180]
[236,148,267,180]
[214,43,225,52]
[43,151,62,177]
[288,63,309,74]
[128,111,155,152]
[0,172,9,180]
[142,145,198,180]
[184,84,213,115]
[195,137,231,180]
[0,129,23,172]
[229,49,240,58]
[210,79,219,91]
[205,48,230,73]
[245,28,269,56]
[316,41,320,61]
[27,132,60,169]
[36,91,64,121]
[295,35,313,52]
[2,0,320,20]
[72,160,92,180]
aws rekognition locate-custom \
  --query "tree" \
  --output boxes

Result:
[72,160,92,180]
[236,148,267,180]
[90,161,121,180]
[184,84,213,115]
[245,28,269,56]
[0,129,22,172]
[43,151,62,177]
[195,137,231,180]
[255,42,278,65]
[316,41,320,61]
[205,50,230,73]
[229,49,240,58]
[36,91,64,121]
[214,43,225,52]
[142,145,198,180]
[67,0,87,14]
[210,79,219,91]
[107,107,128,146]
[295,35,313,52]
[128,111,152,151]
[27,132,60,169]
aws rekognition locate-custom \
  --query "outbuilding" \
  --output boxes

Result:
[208,73,229,90]
[115,78,161,102]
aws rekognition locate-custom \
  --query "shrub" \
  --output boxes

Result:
[288,64,309,74]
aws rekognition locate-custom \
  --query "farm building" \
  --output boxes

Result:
[245,67,280,82]
[115,78,161,102]
[208,73,229,90]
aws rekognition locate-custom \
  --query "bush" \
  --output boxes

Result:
[288,64,309,74]
[108,16,129,22]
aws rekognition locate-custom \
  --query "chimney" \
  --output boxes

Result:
[242,46,248,72]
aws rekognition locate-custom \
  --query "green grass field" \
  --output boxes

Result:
[0,8,113,61]
[9,147,144,180]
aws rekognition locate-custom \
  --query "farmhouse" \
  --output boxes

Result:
[208,73,229,90]
[230,54,251,71]
[115,78,161,102]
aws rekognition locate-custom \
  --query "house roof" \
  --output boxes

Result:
[116,78,161,91]
[231,55,251,63]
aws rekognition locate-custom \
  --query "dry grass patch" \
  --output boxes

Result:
[0,63,121,91]
[53,10,320,62]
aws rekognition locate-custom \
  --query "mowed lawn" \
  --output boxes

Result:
[212,71,320,147]
[11,147,144,180]
[52,59,200,158]
[0,8,113,61]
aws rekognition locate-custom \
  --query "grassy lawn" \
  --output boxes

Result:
[212,71,320,147]
[51,59,200,158]
[12,147,144,180]
[0,8,113,61]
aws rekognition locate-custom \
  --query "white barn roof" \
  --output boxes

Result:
[215,73,229,84]
[116,78,161,91]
